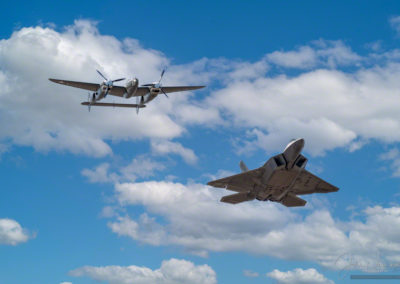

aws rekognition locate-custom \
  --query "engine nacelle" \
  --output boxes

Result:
[124,78,139,98]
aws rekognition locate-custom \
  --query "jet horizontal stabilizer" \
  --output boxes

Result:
[81,102,146,108]
[221,192,255,204]
[280,192,307,207]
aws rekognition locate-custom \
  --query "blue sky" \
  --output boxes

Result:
[2,1,400,283]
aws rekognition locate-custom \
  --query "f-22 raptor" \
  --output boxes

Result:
[207,139,339,207]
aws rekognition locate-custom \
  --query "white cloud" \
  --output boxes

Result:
[266,40,360,69]
[208,59,400,156]
[119,156,165,181]
[81,156,165,183]
[60,282,72,284]
[267,46,317,69]
[70,258,216,284]
[380,148,400,177]
[390,16,400,35]
[243,270,259,277]
[0,218,32,245]
[105,180,400,270]
[151,140,198,164]
[267,268,334,284]
[81,162,113,183]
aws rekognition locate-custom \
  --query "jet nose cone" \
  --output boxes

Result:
[283,138,305,165]
[295,138,305,151]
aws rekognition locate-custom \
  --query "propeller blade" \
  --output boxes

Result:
[112,78,125,83]
[96,69,108,81]
[161,88,168,98]
[158,69,165,84]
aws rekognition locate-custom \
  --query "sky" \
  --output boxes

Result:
[2,1,400,283]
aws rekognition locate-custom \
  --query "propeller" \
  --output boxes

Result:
[158,69,165,84]
[96,69,125,87]
[96,69,107,81]
[158,69,168,98]
[161,89,168,98]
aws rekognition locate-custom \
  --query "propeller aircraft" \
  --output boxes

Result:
[49,69,205,113]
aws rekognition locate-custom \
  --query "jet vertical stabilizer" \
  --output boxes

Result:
[239,161,249,172]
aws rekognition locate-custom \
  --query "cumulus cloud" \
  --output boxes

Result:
[0,218,32,245]
[243,270,259,278]
[70,258,216,284]
[266,40,360,69]
[379,148,400,177]
[82,156,165,183]
[81,162,113,183]
[390,16,400,36]
[105,180,400,270]
[267,268,334,284]
[208,60,400,156]
[151,140,198,164]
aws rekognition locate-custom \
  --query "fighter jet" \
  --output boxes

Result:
[49,69,205,113]
[207,139,338,207]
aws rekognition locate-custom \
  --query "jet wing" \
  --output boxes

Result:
[162,86,205,93]
[207,168,263,192]
[49,78,127,97]
[292,170,339,195]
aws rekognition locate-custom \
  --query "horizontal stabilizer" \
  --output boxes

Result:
[280,192,307,207]
[81,102,146,108]
[221,192,254,204]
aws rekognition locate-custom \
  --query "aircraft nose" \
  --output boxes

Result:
[295,138,305,151]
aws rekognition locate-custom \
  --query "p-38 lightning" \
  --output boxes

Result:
[49,69,205,113]
[207,138,339,207]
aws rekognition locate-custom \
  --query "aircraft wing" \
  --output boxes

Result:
[292,170,339,195]
[133,87,151,97]
[49,78,127,97]
[207,168,264,192]
[125,86,205,97]
[162,86,205,94]
[49,79,99,91]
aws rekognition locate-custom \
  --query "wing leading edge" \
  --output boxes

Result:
[207,168,263,193]
[162,86,205,94]
[49,78,127,97]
